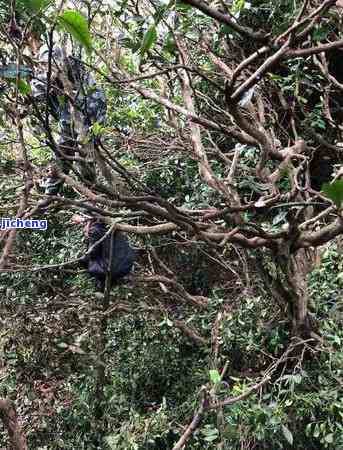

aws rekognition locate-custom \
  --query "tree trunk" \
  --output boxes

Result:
[288,248,316,337]
[0,398,27,450]
[256,247,317,338]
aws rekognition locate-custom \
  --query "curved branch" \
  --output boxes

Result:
[181,0,268,42]
[285,39,343,58]
[296,216,343,248]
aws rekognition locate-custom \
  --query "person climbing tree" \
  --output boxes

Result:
[31,43,107,194]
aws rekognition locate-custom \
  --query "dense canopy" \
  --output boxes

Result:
[0,1,342,449]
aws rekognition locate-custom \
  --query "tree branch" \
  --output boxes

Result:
[181,0,268,42]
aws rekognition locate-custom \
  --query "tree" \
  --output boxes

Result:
[1,1,343,447]
[1,1,343,333]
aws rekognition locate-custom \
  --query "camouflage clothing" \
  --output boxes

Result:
[32,47,106,194]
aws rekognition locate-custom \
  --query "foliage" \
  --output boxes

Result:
[1,0,343,448]
[322,181,343,209]
[58,10,93,54]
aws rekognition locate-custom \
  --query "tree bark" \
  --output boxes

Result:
[257,247,317,337]
[0,398,27,450]
[288,248,316,337]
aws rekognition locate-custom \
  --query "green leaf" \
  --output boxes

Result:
[203,435,218,442]
[324,433,334,443]
[139,26,157,57]
[17,0,51,13]
[313,424,320,438]
[201,426,219,440]
[176,2,192,13]
[282,425,293,445]
[154,5,167,24]
[231,0,246,15]
[90,122,103,137]
[322,180,343,208]
[293,373,302,384]
[312,27,330,42]
[58,10,92,53]
[0,64,32,95]
[164,32,176,54]
[209,369,221,385]
[18,79,31,95]
[56,342,68,349]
